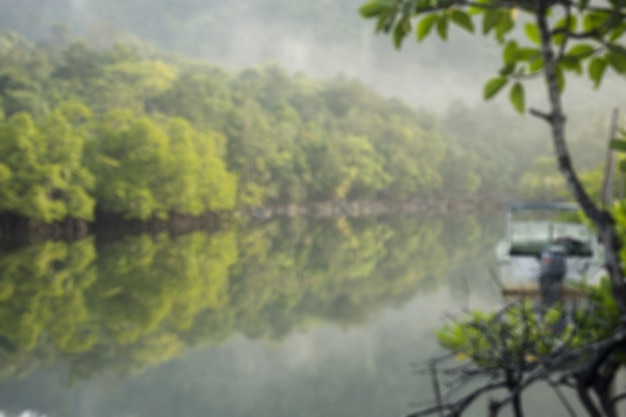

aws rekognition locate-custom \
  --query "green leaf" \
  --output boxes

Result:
[589,57,608,88]
[503,40,519,63]
[393,17,411,48]
[483,76,508,99]
[528,56,544,73]
[416,14,439,41]
[483,10,500,35]
[450,10,474,33]
[567,43,596,59]
[359,1,390,18]
[495,12,514,41]
[606,43,626,56]
[583,11,610,33]
[525,23,541,45]
[553,15,578,43]
[499,62,516,76]
[553,33,565,46]
[393,25,403,48]
[607,50,626,73]
[560,55,583,74]
[609,23,626,42]
[375,12,388,32]
[509,82,525,113]
[517,47,541,61]
[375,7,396,32]
[437,15,449,40]
[610,139,626,152]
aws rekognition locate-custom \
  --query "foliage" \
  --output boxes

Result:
[0,30,505,221]
[0,107,95,221]
[85,111,237,219]
[359,0,626,114]
[0,27,616,220]
[437,279,620,370]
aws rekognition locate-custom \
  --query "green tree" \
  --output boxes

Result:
[85,110,237,219]
[0,105,95,222]
[0,28,597,221]
[152,65,233,132]
[85,109,169,219]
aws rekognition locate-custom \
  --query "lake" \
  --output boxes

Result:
[0,213,511,417]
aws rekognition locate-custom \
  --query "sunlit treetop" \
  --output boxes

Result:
[359,0,626,113]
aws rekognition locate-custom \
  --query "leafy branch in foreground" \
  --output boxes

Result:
[360,0,626,111]
[360,0,626,415]
[411,280,625,417]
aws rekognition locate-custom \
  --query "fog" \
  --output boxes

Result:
[1,0,624,119]
[182,15,491,109]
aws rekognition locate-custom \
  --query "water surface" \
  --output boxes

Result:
[0,214,505,417]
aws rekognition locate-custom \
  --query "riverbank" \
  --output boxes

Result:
[241,196,508,219]
[0,212,90,244]
[0,196,507,243]
[0,211,224,245]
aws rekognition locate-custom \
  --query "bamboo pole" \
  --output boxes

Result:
[600,108,620,207]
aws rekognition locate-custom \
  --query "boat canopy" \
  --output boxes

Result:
[496,201,604,284]
[498,201,594,258]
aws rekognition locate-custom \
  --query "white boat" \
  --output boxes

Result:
[495,201,605,288]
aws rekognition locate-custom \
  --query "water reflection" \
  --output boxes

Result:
[0,214,502,416]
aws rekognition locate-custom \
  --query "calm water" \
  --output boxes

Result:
[0,213,509,417]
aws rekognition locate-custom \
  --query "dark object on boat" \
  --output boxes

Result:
[539,245,566,307]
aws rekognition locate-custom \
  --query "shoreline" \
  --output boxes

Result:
[0,210,224,245]
[0,196,508,244]
[241,196,508,219]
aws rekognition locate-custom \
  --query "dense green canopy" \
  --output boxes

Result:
[0,30,607,222]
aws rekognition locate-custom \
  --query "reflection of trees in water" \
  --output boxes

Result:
[0,232,237,381]
[440,213,504,304]
[0,213,499,382]
[224,216,455,340]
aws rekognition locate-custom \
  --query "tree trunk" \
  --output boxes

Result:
[534,1,626,321]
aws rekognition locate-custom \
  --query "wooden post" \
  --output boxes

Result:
[600,108,620,207]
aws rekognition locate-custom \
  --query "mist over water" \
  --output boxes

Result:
[42,0,620,117]
[2,0,624,117]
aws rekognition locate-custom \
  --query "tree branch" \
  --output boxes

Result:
[405,381,509,417]
[547,379,578,417]
[534,0,626,322]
